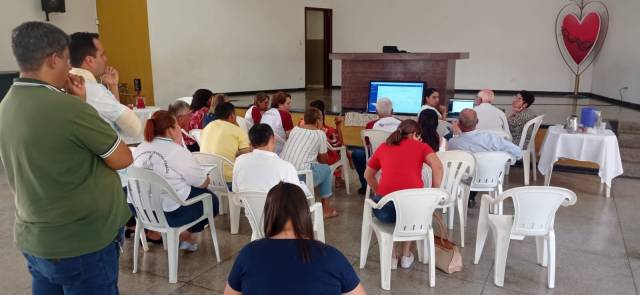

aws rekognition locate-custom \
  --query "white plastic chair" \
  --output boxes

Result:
[177,96,192,105]
[191,152,241,234]
[297,169,315,196]
[230,191,325,242]
[473,186,577,288]
[471,152,513,214]
[434,151,475,246]
[517,115,544,185]
[328,144,351,195]
[189,129,202,145]
[127,167,221,283]
[236,116,252,133]
[360,188,449,290]
[360,129,391,200]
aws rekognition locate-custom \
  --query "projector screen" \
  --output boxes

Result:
[367,81,425,115]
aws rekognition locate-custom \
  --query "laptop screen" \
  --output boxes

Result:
[448,99,474,117]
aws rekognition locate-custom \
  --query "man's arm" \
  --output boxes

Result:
[103,140,133,170]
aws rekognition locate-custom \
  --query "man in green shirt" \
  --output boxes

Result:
[0,22,133,294]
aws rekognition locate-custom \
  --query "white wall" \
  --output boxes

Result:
[591,0,640,104]
[147,0,332,107]
[0,0,97,71]
[330,0,592,92]
[147,0,640,107]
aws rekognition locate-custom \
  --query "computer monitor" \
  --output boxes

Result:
[447,99,475,118]
[367,81,425,115]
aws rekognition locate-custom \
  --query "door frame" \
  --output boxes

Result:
[304,7,333,88]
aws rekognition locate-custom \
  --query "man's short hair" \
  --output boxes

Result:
[214,102,235,120]
[518,90,535,108]
[458,108,479,130]
[69,32,100,67]
[11,21,69,72]
[376,97,393,116]
[304,107,323,125]
[248,123,274,147]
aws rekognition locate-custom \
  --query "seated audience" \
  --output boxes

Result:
[352,97,401,194]
[299,100,347,182]
[281,108,337,218]
[260,91,294,154]
[364,120,443,269]
[233,123,311,196]
[508,90,536,145]
[418,109,443,152]
[201,102,252,184]
[169,100,199,152]
[449,109,522,160]
[224,182,365,295]
[244,92,270,126]
[133,110,219,252]
[203,93,229,127]
[473,89,510,137]
[189,88,214,130]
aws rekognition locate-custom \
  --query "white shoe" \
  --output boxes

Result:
[179,241,199,252]
[391,257,398,270]
[401,254,415,269]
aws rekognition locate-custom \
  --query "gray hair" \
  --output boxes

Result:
[458,108,478,131]
[376,97,393,116]
[12,21,69,72]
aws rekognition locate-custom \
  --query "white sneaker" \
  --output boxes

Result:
[391,257,398,270]
[179,241,199,252]
[400,254,415,269]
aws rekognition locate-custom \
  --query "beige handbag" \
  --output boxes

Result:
[433,213,463,274]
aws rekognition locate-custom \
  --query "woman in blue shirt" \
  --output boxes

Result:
[224,182,366,295]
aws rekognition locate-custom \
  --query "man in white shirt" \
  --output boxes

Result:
[69,32,141,139]
[233,123,311,196]
[369,97,401,132]
[473,89,510,138]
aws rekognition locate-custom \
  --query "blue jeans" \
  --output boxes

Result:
[300,163,332,198]
[23,229,123,295]
[351,148,367,189]
[372,195,396,223]
[164,187,219,233]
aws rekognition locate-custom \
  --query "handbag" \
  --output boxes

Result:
[433,213,463,274]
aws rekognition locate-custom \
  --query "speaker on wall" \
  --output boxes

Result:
[42,0,65,21]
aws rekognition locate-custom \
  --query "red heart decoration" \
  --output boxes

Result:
[561,13,600,65]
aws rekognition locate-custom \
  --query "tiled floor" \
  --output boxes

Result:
[1,165,639,294]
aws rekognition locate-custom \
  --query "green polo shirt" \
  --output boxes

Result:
[0,78,131,259]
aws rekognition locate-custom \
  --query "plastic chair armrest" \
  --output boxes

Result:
[181,193,212,206]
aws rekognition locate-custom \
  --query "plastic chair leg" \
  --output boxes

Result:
[162,233,168,250]
[536,236,548,267]
[378,234,393,291]
[447,204,455,230]
[474,196,491,264]
[166,230,179,283]
[133,223,142,273]
[344,164,351,195]
[416,239,424,263]
[457,198,466,247]
[532,150,538,182]
[359,215,373,268]
[428,228,436,287]
[230,200,241,234]
[208,215,221,262]
[493,230,511,287]
[548,231,556,289]
[313,204,325,243]
[523,152,531,185]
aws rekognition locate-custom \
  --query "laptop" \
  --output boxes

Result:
[447,99,475,118]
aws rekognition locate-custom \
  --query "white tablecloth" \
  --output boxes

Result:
[538,125,623,187]
[123,107,161,144]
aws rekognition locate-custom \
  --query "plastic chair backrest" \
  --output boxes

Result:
[378,188,449,238]
[234,191,268,239]
[472,152,511,188]
[498,186,576,236]
[517,115,545,150]
[191,152,233,195]
[189,129,202,145]
[361,129,391,160]
[127,167,181,228]
[236,116,252,133]
[436,151,476,203]
[177,96,192,105]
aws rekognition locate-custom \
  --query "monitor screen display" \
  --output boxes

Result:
[447,99,475,117]
[367,81,425,115]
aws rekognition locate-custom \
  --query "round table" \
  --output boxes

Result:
[538,125,623,198]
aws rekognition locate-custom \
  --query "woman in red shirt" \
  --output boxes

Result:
[364,119,443,269]
[189,88,213,130]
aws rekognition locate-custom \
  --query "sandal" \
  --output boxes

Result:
[323,209,339,219]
